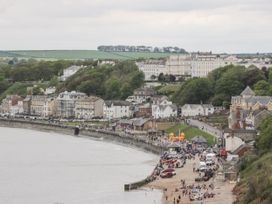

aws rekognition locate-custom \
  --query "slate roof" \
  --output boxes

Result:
[132,118,150,126]
[157,104,177,111]
[245,96,272,105]
[105,100,131,106]
[241,86,255,96]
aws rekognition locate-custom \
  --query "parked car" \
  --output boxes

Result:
[206,158,215,166]
[197,162,208,172]
[162,168,176,175]
[160,172,175,178]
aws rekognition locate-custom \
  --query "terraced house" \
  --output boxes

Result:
[56,91,86,118]
[75,96,104,119]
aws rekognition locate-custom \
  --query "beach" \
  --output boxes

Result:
[146,155,235,204]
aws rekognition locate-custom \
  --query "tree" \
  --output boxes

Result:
[211,94,229,106]
[254,80,270,96]
[268,68,272,84]
[130,71,144,89]
[172,78,213,105]
[169,74,176,82]
[120,83,133,100]
[215,77,244,97]
[256,116,272,153]
[158,73,165,82]
[49,75,59,87]
[32,86,44,95]
[241,68,266,87]
[150,75,157,80]
[105,78,121,99]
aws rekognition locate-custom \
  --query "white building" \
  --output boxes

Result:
[59,65,85,81]
[126,87,156,104]
[0,95,24,115]
[137,54,240,80]
[103,100,131,119]
[136,60,166,81]
[9,101,24,116]
[43,97,56,117]
[191,54,227,77]
[223,133,245,152]
[75,96,104,119]
[165,55,192,77]
[56,91,86,118]
[152,99,177,119]
[181,104,215,117]
[45,87,56,95]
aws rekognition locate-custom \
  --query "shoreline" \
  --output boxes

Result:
[0,118,236,204]
[0,118,165,194]
[0,118,166,156]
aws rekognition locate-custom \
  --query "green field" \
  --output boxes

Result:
[166,123,215,145]
[0,50,174,60]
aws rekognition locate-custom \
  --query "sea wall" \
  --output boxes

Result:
[0,118,166,155]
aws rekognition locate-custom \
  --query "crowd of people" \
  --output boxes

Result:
[148,142,222,203]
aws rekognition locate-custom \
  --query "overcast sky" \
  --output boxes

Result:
[0,0,271,53]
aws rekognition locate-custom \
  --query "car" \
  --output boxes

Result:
[197,162,208,172]
[162,168,175,173]
[160,172,174,178]
[161,169,176,176]
[206,158,215,166]
[163,159,177,165]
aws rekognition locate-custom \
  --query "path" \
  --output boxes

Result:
[187,119,223,139]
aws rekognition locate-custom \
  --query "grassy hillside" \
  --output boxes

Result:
[234,152,272,204]
[166,123,215,145]
[1,50,173,60]
[234,116,272,204]
[0,82,32,100]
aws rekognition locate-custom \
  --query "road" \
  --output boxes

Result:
[186,119,223,139]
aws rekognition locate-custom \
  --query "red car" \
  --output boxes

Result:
[162,168,175,173]
[160,172,175,178]
[163,160,177,165]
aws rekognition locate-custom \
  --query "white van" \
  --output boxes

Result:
[198,161,207,172]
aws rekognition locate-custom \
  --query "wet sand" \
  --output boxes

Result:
[146,156,235,204]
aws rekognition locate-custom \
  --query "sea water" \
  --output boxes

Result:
[0,127,162,204]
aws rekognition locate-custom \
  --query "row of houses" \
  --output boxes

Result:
[137,53,272,80]
[0,88,220,120]
[0,91,128,119]
[0,89,177,119]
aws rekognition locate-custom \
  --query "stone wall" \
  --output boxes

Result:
[0,118,166,155]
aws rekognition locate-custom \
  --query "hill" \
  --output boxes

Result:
[234,116,272,204]
[0,50,174,60]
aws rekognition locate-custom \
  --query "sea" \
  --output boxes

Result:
[0,127,162,204]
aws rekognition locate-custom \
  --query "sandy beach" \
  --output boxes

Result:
[146,156,235,204]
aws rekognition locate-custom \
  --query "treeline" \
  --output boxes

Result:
[0,59,144,100]
[0,59,95,98]
[172,65,271,107]
[59,61,144,100]
[234,116,272,204]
